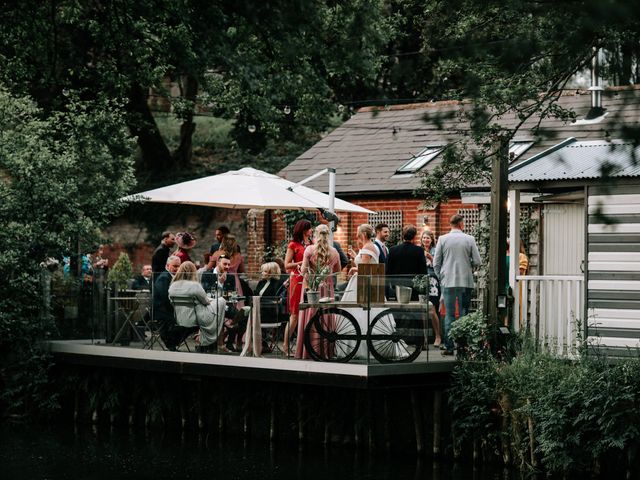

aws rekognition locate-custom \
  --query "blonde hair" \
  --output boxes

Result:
[261,261,281,280]
[314,224,330,268]
[172,261,198,283]
[357,223,374,241]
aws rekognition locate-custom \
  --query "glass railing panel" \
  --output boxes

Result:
[45,267,480,364]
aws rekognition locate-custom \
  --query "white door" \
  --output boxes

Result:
[543,203,584,275]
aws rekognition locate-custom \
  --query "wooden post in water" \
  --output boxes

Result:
[197,383,204,431]
[411,389,424,453]
[323,389,330,445]
[383,393,391,450]
[298,393,304,444]
[354,392,361,447]
[269,399,276,442]
[367,394,375,451]
[433,390,442,457]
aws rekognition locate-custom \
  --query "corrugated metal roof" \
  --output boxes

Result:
[509,140,640,182]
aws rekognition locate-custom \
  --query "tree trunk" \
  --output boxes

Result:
[127,83,173,173]
[173,74,198,167]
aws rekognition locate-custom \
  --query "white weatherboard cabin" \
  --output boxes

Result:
[508,138,640,357]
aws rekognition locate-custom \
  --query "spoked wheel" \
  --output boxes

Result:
[366,309,423,363]
[304,307,361,362]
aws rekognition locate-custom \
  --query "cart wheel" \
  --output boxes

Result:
[304,307,361,362]
[366,309,422,363]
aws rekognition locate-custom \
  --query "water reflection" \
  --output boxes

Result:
[1,425,518,480]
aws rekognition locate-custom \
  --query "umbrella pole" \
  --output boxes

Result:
[328,168,336,244]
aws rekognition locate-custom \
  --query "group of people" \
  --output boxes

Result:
[148,227,233,351]
[149,226,287,353]
[283,214,484,357]
[134,212,520,358]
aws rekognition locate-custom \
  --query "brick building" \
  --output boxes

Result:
[243,85,640,274]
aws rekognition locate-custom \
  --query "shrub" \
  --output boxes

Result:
[449,339,640,475]
[108,253,133,291]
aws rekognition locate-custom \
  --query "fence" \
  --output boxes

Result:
[516,275,584,356]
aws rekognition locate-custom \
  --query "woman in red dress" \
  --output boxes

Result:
[283,219,312,354]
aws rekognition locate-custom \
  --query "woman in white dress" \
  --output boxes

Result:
[341,224,384,359]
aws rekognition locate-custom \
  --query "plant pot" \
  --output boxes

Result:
[395,286,412,304]
[418,294,429,304]
[306,291,320,304]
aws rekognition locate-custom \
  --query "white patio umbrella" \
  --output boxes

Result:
[123,167,374,213]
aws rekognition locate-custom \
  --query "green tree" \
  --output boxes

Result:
[0,87,135,419]
[412,0,640,203]
[0,1,394,178]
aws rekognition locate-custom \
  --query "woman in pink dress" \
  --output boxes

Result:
[283,219,312,354]
[296,224,341,359]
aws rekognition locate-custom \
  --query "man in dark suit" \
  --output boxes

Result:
[131,264,152,290]
[374,223,390,264]
[199,253,236,294]
[386,225,427,300]
[209,225,230,254]
[152,255,181,350]
[151,231,175,279]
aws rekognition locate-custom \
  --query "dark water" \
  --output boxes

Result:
[1,425,515,480]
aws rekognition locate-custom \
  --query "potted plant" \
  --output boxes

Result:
[447,311,490,359]
[307,264,330,304]
[108,252,133,292]
[412,275,430,303]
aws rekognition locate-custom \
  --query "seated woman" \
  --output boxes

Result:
[254,262,286,351]
[168,261,226,353]
[255,262,284,321]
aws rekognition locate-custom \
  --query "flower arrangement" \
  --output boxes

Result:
[308,264,331,291]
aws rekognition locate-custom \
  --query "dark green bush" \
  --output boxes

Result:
[449,340,640,475]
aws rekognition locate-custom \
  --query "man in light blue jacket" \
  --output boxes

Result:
[434,214,482,355]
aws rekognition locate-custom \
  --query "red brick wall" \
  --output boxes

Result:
[246,196,479,271]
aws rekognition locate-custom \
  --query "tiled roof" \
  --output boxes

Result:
[509,139,640,182]
[279,86,640,195]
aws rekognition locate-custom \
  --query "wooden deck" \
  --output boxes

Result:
[47,339,456,389]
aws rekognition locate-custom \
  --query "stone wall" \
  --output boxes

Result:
[101,207,249,272]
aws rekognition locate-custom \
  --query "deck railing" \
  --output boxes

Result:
[515,275,584,356]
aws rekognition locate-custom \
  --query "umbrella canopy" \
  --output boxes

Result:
[123,167,374,213]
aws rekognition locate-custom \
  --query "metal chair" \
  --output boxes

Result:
[169,294,202,352]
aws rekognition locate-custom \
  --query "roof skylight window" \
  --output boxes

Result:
[509,140,534,161]
[396,146,443,173]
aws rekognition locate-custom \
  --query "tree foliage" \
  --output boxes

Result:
[450,346,640,475]
[0,87,135,419]
[410,0,640,202]
[0,0,394,178]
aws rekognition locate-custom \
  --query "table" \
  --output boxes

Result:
[110,290,150,346]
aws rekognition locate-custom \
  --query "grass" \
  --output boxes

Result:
[154,114,234,152]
